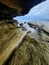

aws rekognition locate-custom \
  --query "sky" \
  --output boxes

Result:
[14,0,49,23]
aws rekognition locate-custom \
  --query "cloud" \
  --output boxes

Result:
[28,0,49,15]
[14,0,49,22]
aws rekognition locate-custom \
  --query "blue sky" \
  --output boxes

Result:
[14,0,49,23]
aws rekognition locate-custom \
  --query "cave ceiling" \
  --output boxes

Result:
[0,0,46,20]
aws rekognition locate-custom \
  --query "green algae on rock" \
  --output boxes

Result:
[4,35,48,65]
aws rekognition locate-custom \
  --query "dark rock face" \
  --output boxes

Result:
[0,3,19,20]
[0,0,46,20]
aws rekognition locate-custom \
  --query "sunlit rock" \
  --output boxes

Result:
[0,0,49,65]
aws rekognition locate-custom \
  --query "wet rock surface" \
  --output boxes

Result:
[4,35,48,65]
[0,20,28,65]
[0,20,49,65]
[0,0,49,65]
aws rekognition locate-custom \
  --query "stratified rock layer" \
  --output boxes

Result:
[0,20,49,65]
[0,0,49,65]
[4,35,49,65]
[0,20,28,65]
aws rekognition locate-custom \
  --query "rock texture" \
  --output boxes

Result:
[0,0,49,65]
[0,20,49,65]
[28,22,49,65]
[0,20,28,65]
[28,22,49,41]
[4,34,49,65]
